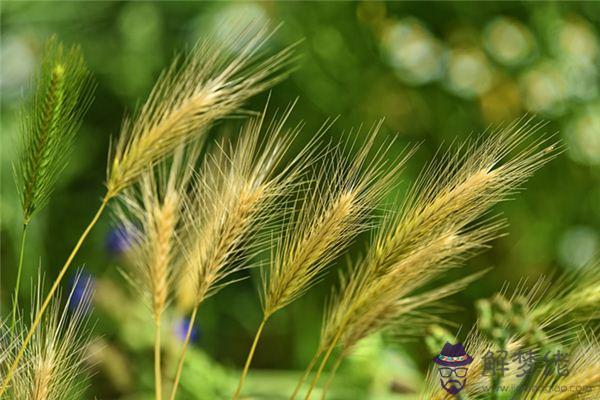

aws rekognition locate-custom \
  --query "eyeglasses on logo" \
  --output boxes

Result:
[433,342,473,395]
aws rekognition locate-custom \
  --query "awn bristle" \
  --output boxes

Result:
[320,118,558,359]
[106,21,295,198]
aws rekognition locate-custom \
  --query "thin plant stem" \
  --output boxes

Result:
[319,350,345,400]
[0,195,110,395]
[510,361,540,400]
[290,348,323,400]
[304,328,344,400]
[11,223,28,332]
[169,306,198,400]
[233,317,268,400]
[490,372,501,400]
[155,320,163,400]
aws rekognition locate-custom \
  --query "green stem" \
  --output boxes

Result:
[233,317,269,400]
[490,372,501,400]
[290,348,323,400]
[11,223,28,332]
[509,361,539,400]
[319,349,345,400]
[0,195,109,395]
[169,306,198,400]
[155,320,163,400]
[304,329,343,400]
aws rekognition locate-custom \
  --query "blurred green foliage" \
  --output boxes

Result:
[1,1,599,399]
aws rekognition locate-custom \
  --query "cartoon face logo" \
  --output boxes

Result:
[433,342,473,395]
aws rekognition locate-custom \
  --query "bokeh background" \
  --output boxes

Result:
[1,1,599,399]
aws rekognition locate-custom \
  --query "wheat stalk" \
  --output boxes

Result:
[11,36,94,332]
[233,123,411,399]
[106,21,295,198]
[115,142,200,400]
[170,106,304,400]
[299,118,558,399]
[0,23,293,395]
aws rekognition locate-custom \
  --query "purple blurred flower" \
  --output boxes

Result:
[105,224,134,255]
[67,270,95,313]
[174,317,201,343]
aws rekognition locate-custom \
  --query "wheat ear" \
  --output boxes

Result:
[15,36,94,224]
[529,257,600,324]
[11,36,94,331]
[302,119,558,399]
[234,123,411,400]
[106,21,295,198]
[170,106,304,400]
[0,22,293,395]
[115,142,200,400]
[2,274,94,400]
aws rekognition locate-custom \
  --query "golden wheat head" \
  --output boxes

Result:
[179,105,304,310]
[261,122,411,318]
[524,332,600,400]
[106,20,295,198]
[115,141,201,322]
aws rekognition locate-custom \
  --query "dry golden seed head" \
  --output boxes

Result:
[263,190,359,316]
[178,106,302,311]
[31,358,53,400]
[502,256,600,338]
[150,194,178,320]
[190,183,265,305]
[262,124,407,319]
[114,142,199,322]
[106,22,295,198]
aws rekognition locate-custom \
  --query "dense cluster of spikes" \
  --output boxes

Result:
[5,19,589,400]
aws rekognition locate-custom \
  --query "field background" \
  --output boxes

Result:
[1,1,599,399]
